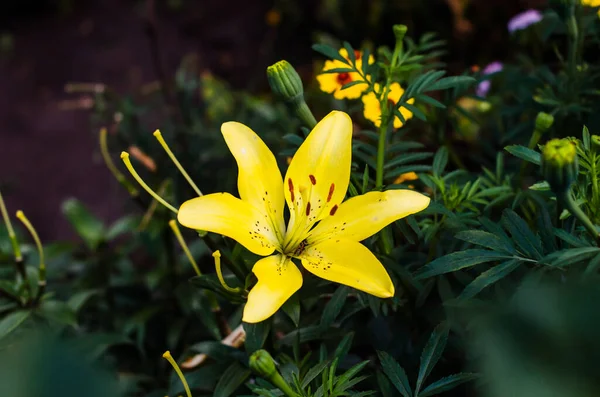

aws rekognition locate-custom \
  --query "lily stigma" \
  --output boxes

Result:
[177,111,430,323]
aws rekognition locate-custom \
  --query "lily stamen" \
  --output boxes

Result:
[153,130,203,197]
[15,210,46,290]
[99,127,138,197]
[162,351,192,397]
[120,152,179,214]
[168,220,201,276]
[213,251,241,293]
[0,189,22,262]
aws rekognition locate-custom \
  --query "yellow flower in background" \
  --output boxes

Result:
[582,0,600,15]
[177,111,430,323]
[362,83,415,129]
[317,48,374,100]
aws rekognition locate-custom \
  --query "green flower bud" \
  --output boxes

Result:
[266,60,317,129]
[541,138,579,193]
[591,135,600,152]
[267,60,303,103]
[393,24,408,42]
[535,112,554,133]
[249,350,277,379]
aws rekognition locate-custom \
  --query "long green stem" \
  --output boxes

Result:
[559,191,599,245]
[375,113,389,188]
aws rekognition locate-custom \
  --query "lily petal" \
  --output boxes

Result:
[222,122,286,240]
[300,239,394,298]
[283,111,352,248]
[309,190,430,244]
[178,193,278,256]
[243,254,302,323]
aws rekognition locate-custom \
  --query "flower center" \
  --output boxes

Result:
[336,72,352,85]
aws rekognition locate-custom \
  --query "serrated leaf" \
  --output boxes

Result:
[458,259,521,300]
[455,230,516,254]
[418,373,479,397]
[504,145,541,165]
[415,250,508,279]
[213,362,251,397]
[415,323,449,394]
[542,247,600,267]
[377,351,412,397]
[501,210,543,259]
[301,361,330,389]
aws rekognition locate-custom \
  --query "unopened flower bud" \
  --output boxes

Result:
[541,138,579,193]
[249,350,277,379]
[535,112,554,133]
[267,60,317,128]
[393,24,408,42]
[591,135,600,152]
[267,60,303,103]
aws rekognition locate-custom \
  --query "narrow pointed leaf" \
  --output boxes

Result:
[458,259,521,300]
[418,373,480,397]
[377,351,412,397]
[415,323,449,394]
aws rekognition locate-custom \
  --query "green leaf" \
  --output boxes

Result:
[377,351,412,397]
[458,259,521,300]
[415,250,508,279]
[301,361,330,389]
[37,301,77,327]
[418,373,479,397]
[244,321,271,354]
[433,147,448,177]
[189,274,245,303]
[335,361,370,393]
[321,286,349,328]
[189,341,247,362]
[454,230,516,254]
[62,198,105,250]
[501,210,543,259]
[333,332,354,360]
[341,80,368,90]
[67,289,100,312]
[426,75,475,91]
[213,362,251,397]
[504,145,541,165]
[105,215,137,240]
[312,44,347,63]
[0,310,30,340]
[416,323,449,395]
[281,294,301,327]
[542,247,600,267]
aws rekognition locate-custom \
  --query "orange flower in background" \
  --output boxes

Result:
[317,48,374,100]
[362,83,415,129]
[394,172,418,185]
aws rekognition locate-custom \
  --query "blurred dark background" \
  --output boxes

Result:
[0,0,545,241]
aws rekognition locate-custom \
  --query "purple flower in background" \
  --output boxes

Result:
[508,9,543,33]
[476,62,503,97]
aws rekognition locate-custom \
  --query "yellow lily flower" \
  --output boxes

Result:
[177,111,430,323]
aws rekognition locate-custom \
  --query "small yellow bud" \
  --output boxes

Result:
[541,138,579,193]
[535,112,554,133]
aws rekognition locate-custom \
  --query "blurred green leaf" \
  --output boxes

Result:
[62,198,105,250]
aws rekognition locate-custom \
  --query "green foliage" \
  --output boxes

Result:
[5,2,600,397]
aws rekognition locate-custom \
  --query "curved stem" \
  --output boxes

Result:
[559,191,600,246]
